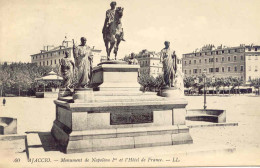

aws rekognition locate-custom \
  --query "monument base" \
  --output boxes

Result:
[51,62,192,153]
[160,87,184,98]
[52,120,192,153]
[58,88,73,99]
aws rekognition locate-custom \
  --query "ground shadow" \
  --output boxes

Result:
[26,131,62,152]
[38,132,62,152]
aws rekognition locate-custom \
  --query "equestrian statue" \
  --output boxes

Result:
[102,1,125,60]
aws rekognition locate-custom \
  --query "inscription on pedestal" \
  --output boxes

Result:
[110,111,153,125]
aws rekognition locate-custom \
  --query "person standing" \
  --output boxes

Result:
[3,97,6,106]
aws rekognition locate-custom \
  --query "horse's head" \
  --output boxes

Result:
[115,7,124,19]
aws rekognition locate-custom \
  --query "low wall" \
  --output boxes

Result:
[186,109,226,123]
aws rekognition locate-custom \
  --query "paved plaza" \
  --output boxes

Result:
[0,94,260,167]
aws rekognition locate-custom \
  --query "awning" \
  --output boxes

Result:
[35,71,63,81]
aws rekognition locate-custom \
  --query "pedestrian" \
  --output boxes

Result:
[3,97,6,106]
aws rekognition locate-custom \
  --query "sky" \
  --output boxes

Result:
[0,0,260,63]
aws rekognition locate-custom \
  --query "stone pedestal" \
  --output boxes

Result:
[91,61,140,91]
[160,87,184,98]
[51,62,192,153]
[73,88,94,103]
[58,88,73,99]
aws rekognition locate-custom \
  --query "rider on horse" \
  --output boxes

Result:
[102,1,125,60]
[102,1,125,42]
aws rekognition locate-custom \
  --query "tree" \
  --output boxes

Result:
[184,77,194,95]
[154,75,165,91]
[250,78,260,95]
[225,77,232,95]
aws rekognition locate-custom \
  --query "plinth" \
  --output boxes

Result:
[51,61,192,153]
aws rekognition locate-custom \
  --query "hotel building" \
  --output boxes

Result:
[131,49,163,77]
[31,40,102,67]
[182,44,260,84]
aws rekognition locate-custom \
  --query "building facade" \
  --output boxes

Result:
[31,41,102,67]
[245,45,260,84]
[182,44,260,83]
[133,49,163,77]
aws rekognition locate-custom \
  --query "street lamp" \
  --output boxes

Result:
[202,69,207,110]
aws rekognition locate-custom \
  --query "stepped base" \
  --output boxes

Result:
[51,120,192,153]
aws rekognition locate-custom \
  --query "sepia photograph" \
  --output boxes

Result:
[0,0,260,167]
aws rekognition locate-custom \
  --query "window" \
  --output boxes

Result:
[189,70,191,74]
[235,49,237,52]
[249,76,251,81]
[234,56,237,61]
[43,61,45,66]
[228,67,231,72]
[40,62,41,66]
[249,66,251,71]
[194,60,196,64]
[222,50,224,54]
[184,61,186,65]
[189,60,191,64]
[47,61,48,65]
[205,52,207,56]
[209,68,214,73]
[205,59,207,63]
[216,58,218,62]
[222,57,224,62]
[193,69,198,74]
[240,66,244,71]
[200,53,201,56]
[199,69,201,73]
[51,60,52,65]
[51,53,52,56]
[228,57,231,61]
[216,68,219,72]
[228,50,230,53]
[248,48,251,51]
[55,60,56,64]
[234,66,237,72]
[222,67,225,72]
[255,48,258,51]
[216,51,219,55]
[199,59,201,63]
[209,58,211,63]
[59,52,60,55]
[241,55,243,60]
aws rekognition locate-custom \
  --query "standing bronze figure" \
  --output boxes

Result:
[160,41,177,87]
[73,37,93,88]
[102,1,125,60]
[60,51,74,89]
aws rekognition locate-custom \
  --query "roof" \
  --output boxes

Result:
[35,71,63,81]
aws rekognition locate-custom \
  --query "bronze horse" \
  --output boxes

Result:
[103,7,124,60]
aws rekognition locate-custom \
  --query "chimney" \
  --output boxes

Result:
[93,46,95,49]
